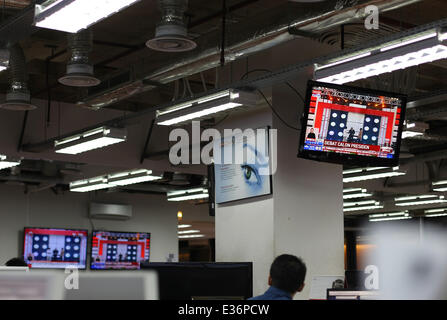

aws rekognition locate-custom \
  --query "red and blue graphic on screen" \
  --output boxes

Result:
[90,231,150,270]
[304,85,402,159]
[23,228,88,269]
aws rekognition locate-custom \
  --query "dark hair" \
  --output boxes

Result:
[270,254,306,294]
[5,257,28,267]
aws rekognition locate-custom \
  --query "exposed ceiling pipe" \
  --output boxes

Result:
[0,43,36,111]
[81,0,422,109]
[146,0,197,52]
[59,29,101,87]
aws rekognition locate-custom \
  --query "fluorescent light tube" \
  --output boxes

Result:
[34,0,141,33]
[343,167,406,183]
[156,89,258,126]
[425,208,447,217]
[178,230,200,235]
[402,131,423,139]
[395,194,447,206]
[178,224,192,229]
[69,177,111,193]
[343,204,383,212]
[343,188,372,199]
[0,66,6,72]
[108,169,162,186]
[344,200,377,207]
[369,211,412,222]
[55,126,126,155]
[432,180,447,192]
[315,30,447,84]
[178,234,205,239]
[0,154,21,170]
[167,188,209,202]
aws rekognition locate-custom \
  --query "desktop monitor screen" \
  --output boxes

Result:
[298,80,407,167]
[23,227,88,269]
[90,230,151,270]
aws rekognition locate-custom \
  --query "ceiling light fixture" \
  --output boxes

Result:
[178,224,192,229]
[343,166,406,183]
[432,180,447,192]
[55,126,127,155]
[34,0,141,33]
[178,234,205,239]
[178,230,200,235]
[69,168,160,192]
[344,200,377,208]
[343,188,373,200]
[155,89,258,126]
[369,211,411,222]
[395,194,447,207]
[343,202,383,213]
[107,169,162,186]
[425,208,447,218]
[0,154,21,170]
[69,176,111,193]
[167,188,209,202]
[314,29,447,84]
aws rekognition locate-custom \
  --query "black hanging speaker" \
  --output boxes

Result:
[207,164,215,217]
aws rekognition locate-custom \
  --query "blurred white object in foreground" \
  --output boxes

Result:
[370,223,447,300]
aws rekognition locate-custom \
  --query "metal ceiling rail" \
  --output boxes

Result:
[21,16,447,153]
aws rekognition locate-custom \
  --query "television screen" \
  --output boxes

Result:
[23,227,88,269]
[298,80,407,167]
[90,230,150,270]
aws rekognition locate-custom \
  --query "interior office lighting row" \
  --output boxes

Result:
[369,211,411,222]
[424,208,447,218]
[343,166,406,183]
[315,29,447,84]
[343,188,373,200]
[343,200,383,212]
[167,188,209,202]
[55,126,127,155]
[155,89,258,126]
[432,180,447,192]
[34,0,141,33]
[70,169,161,192]
[394,194,447,207]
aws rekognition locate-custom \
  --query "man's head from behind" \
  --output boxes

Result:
[268,254,306,296]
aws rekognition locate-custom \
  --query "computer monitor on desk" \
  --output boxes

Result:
[327,289,379,300]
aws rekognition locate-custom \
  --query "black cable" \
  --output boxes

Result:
[257,89,300,131]
[240,68,306,104]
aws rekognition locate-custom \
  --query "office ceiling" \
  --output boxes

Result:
[1,0,447,225]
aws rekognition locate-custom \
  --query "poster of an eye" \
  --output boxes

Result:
[214,127,272,204]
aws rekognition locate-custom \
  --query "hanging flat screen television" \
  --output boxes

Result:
[90,230,151,270]
[298,80,407,167]
[23,227,88,269]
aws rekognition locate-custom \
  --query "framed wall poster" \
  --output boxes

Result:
[214,126,272,204]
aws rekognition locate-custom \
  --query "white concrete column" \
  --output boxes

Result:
[215,38,344,299]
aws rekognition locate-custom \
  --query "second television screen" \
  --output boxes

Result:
[91,231,151,270]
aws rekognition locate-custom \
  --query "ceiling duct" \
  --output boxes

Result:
[146,0,196,52]
[0,43,36,111]
[80,0,421,110]
[58,29,100,87]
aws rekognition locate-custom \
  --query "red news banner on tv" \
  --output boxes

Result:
[304,87,401,159]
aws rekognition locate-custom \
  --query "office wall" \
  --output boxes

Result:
[0,184,207,266]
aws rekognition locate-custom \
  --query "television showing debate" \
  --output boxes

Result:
[90,230,151,270]
[298,80,407,166]
[23,227,88,269]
